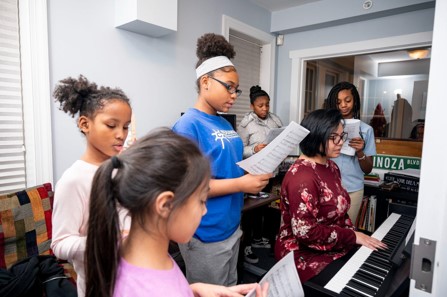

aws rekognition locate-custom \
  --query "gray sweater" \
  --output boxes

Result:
[237,111,283,158]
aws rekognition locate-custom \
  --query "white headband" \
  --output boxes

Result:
[195,56,234,79]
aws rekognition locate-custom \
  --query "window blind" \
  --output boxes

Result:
[0,0,26,193]
[229,32,262,130]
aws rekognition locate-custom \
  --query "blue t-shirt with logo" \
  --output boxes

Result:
[172,108,244,242]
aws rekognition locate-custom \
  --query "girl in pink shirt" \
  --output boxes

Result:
[51,75,132,296]
[85,128,268,297]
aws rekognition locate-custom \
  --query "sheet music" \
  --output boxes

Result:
[246,251,304,297]
[236,121,309,174]
[341,119,360,156]
[263,127,285,144]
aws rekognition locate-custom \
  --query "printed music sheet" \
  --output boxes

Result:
[341,119,360,156]
[263,127,285,144]
[246,251,304,297]
[236,121,309,174]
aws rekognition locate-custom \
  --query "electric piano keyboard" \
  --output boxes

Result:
[303,213,414,297]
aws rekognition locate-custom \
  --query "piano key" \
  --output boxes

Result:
[366,256,392,271]
[354,270,382,288]
[351,277,379,291]
[340,289,365,297]
[353,269,382,285]
[370,252,392,263]
[347,279,378,296]
[384,233,400,239]
[303,214,415,297]
[372,248,390,256]
[358,268,385,289]
[387,233,403,241]
[324,213,401,293]
[325,213,415,296]
[362,262,388,278]
[382,235,397,242]
[342,286,374,297]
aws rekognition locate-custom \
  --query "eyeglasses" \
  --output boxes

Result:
[209,76,242,97]
[329,132,348,145]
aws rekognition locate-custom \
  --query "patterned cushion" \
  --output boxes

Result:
[0,183,53,269]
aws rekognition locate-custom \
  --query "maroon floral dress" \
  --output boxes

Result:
[274,159,357,283]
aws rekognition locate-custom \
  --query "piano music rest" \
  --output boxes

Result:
[303,213,414,297]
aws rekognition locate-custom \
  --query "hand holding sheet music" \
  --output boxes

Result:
[236,121,309,175]
[245,251,304,297]
[341,119,360,156]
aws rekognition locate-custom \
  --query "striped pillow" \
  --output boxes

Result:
[0,183,53,269]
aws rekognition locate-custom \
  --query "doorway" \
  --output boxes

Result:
[288,31,432,125]
[303,48,430,140]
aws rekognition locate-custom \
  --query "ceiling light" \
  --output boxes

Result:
[407,49,429,59]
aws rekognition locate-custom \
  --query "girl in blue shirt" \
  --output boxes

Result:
[326,82,376,224]
[173,33,272,286]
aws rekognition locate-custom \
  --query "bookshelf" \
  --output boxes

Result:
[364,185,418,231]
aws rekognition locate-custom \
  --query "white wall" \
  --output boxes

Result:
[48,0,436,181]
[48,0,271,181]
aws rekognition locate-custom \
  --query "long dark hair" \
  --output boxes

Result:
[85,128,211,297]
[299,109,343,157]
[326,81,361,119]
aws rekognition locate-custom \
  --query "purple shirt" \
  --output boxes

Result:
[114,257,193,297]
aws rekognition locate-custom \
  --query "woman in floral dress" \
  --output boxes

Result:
[274,109,386,283]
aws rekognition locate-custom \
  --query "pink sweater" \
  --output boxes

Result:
[51,160,130,297]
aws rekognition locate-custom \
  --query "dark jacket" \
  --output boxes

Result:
[0,255,77,297]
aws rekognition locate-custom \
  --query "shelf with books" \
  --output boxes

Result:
[355,195,377,232]
[364,184,418,229]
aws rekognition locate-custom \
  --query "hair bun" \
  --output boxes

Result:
[249,85,269,103]
[196,33,235,60]
[75,85,93,98]
[53,75,98,117]
[250,85,262,95]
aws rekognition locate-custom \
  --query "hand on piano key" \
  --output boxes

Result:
[355,231,388,251]
[324,213,414,296]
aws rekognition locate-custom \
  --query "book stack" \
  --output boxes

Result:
[355,195,377,232]
[364,173,381,187]
[383,169,420,193]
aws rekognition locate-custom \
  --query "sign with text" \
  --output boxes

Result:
[373,154,421,170]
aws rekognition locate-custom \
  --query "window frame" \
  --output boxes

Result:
[19,0,53,187]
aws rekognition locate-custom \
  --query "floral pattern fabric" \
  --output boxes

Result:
[274,159,357,283]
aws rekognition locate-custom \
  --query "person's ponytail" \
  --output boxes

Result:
[85,158,121,297]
